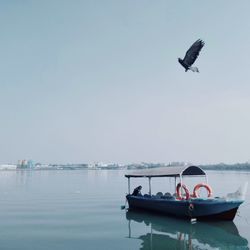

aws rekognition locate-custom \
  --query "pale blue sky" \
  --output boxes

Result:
[1,1,250,164]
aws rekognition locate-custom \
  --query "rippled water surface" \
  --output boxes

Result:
[0,170,249,249]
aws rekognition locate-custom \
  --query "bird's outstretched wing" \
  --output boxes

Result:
[183,39,204,67]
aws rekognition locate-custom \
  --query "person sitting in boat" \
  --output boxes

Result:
[132,185,142,196]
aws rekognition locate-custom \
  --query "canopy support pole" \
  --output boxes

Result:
[175,177,177,194]
[128,177,130,194]
[179,174,184,197]
[149,177,152,195]
[205,175,208,184]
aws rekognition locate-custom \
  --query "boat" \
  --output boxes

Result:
[126,210,248,249]
[125,165,247,221]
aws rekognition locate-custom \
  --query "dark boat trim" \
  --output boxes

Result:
[126,195,242,221]
[197,207,239,221]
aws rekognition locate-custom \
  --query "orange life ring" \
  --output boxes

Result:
[193,183,213,198]
[176,183,190,200]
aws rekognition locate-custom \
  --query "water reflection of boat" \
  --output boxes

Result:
[126,210,249,250]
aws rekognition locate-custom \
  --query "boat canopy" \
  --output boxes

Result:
[125,165,206,178]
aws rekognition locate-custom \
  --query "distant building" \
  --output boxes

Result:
[27,160,34,168]
[17,159,34,169]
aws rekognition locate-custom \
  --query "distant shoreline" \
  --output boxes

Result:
[1,162,250,171]
[200,164,250,171]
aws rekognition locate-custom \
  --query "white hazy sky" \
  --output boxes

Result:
[1,1,250,164]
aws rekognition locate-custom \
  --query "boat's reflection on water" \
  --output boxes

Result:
[126,211,249,250]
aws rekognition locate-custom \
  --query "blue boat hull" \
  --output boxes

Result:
[126,195,243,221]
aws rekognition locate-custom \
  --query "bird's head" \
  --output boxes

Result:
[178,58,182,63]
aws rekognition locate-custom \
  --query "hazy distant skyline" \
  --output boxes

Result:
[1,1,250,165]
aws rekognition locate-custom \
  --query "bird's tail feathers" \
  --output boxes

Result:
[189,66,199,73]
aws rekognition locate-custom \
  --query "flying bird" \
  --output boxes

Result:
[178,39,205,72]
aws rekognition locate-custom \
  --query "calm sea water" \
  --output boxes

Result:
[0,170,249,250]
